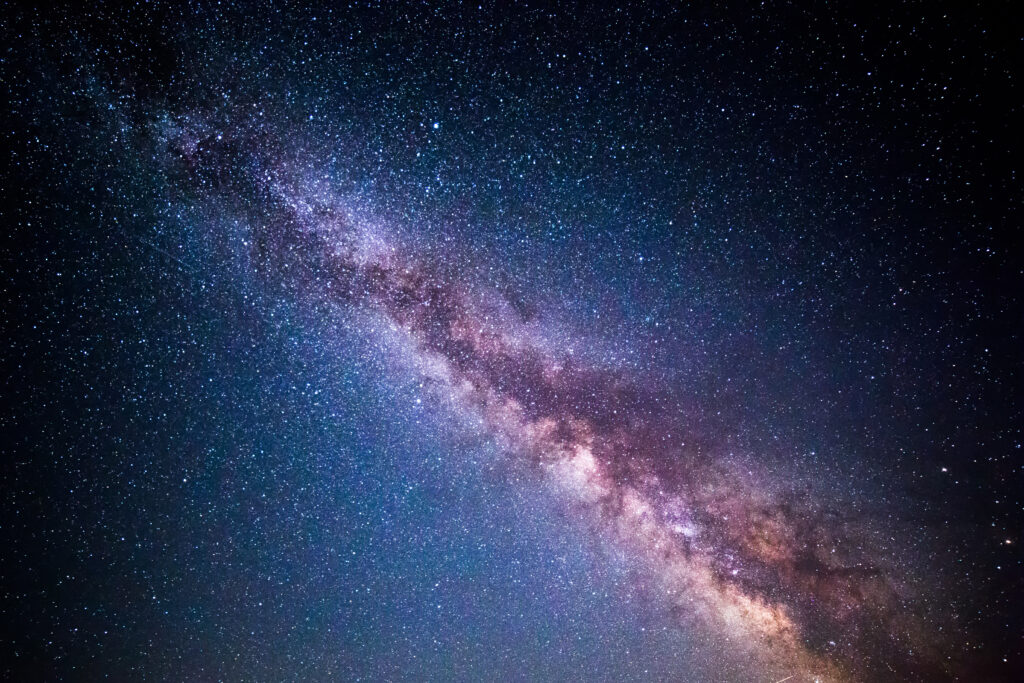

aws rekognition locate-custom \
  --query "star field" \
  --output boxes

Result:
[2,2,1021,681]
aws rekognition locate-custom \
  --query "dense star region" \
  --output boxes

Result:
[155,113,951,681]
[2,3,1021,682]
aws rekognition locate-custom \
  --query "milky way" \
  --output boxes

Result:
[4,3,1020,682]
[153,111,966,680]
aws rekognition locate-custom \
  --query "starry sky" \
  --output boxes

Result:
[2,2,1021,681]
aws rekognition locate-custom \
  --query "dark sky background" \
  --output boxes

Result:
[2,2,1020,681]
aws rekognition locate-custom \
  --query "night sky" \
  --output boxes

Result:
[2,2,1021,681]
